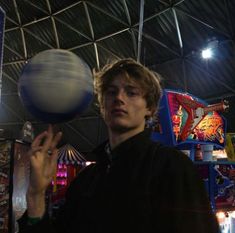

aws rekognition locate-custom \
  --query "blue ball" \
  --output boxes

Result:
[18,49,93,123]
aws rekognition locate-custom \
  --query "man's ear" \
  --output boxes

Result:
[145,111,152,121]
[146,107,155,118]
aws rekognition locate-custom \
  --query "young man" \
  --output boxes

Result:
[19,58,219,233]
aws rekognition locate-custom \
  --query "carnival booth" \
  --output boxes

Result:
[51,144,86,199]
[48,144,88,218]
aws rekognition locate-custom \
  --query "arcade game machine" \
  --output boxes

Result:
[216,133,235,232]
[151,89,228,158]
[226,133,235,162]
[151,89,234,233]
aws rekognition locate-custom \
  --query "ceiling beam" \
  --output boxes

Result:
[83,1,100,69]
[86,1,128,27]
[54,16,92,41]
[224,0,234,38]
[12,0,28,59]
[23,0,49,14]
[176,8,231,38]
[122,0,137,58]
[3,44,24,59]
[186,59,235,95]
[65,122,95,147]
[137,0,145,62]
[172,8,183,56]
[3,60,26,66]
[23,28,55,49]
[68,41,94,51]
[94,43,120,60]
[46,0,60,48]
[136,7,171,25]
[23,15,50,27]
[96,28,130,42]
[1,102,25,122]
[2,71,18,85]
[136,29,180,56]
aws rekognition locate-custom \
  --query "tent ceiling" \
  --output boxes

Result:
[0,0,234,159]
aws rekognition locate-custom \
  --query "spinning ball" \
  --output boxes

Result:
[18,49,93,123]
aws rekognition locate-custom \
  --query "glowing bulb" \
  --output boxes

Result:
[202,48,213,59]
[216,212,225,219]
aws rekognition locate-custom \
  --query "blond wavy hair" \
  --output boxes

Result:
[94,58,162,117]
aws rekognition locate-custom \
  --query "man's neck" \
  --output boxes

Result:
[108,127,145,150]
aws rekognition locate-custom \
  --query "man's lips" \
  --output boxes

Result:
[111,109,127,114]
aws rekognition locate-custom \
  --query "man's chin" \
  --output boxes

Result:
[109,124,131,133]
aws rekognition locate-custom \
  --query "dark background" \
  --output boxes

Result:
[0,0,234,160]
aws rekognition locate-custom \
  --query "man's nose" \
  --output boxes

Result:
[114,89,125,102]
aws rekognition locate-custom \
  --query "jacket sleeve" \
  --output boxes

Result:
[18,183,79,233]
[150,147,220,233]
[18,210,59,233]
[18,165,94,233]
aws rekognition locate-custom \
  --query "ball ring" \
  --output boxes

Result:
[47,149,52,156]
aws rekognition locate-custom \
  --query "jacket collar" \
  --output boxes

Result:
[93,129,152,165]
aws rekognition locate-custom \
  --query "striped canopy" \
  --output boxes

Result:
[57,144,86,165]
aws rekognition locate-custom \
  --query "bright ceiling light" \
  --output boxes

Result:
[201,48,213,59]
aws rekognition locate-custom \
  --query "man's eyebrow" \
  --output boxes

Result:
[106,84,117,89]
[125,85,140,89]
[106,84,140,89]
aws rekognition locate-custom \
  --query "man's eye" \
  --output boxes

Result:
[127,90,140,96]
[127,91,137,96]
[106,89,116,96]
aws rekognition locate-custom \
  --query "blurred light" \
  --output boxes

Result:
[85,161,96,166]
[201,48,213,59]
[201,39,219,60]
[231,211,235,217]
[216,211,226,219]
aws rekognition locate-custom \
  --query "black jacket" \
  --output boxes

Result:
[19,130,219,233]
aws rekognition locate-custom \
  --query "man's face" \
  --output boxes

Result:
[101,74,152,134]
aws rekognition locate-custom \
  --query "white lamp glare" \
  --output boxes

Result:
[201,48,213,59]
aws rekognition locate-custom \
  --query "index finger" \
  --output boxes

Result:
[40,125,54,153]
[31,130,48,148]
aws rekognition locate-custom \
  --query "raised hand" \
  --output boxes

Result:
[26,125,62,217]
